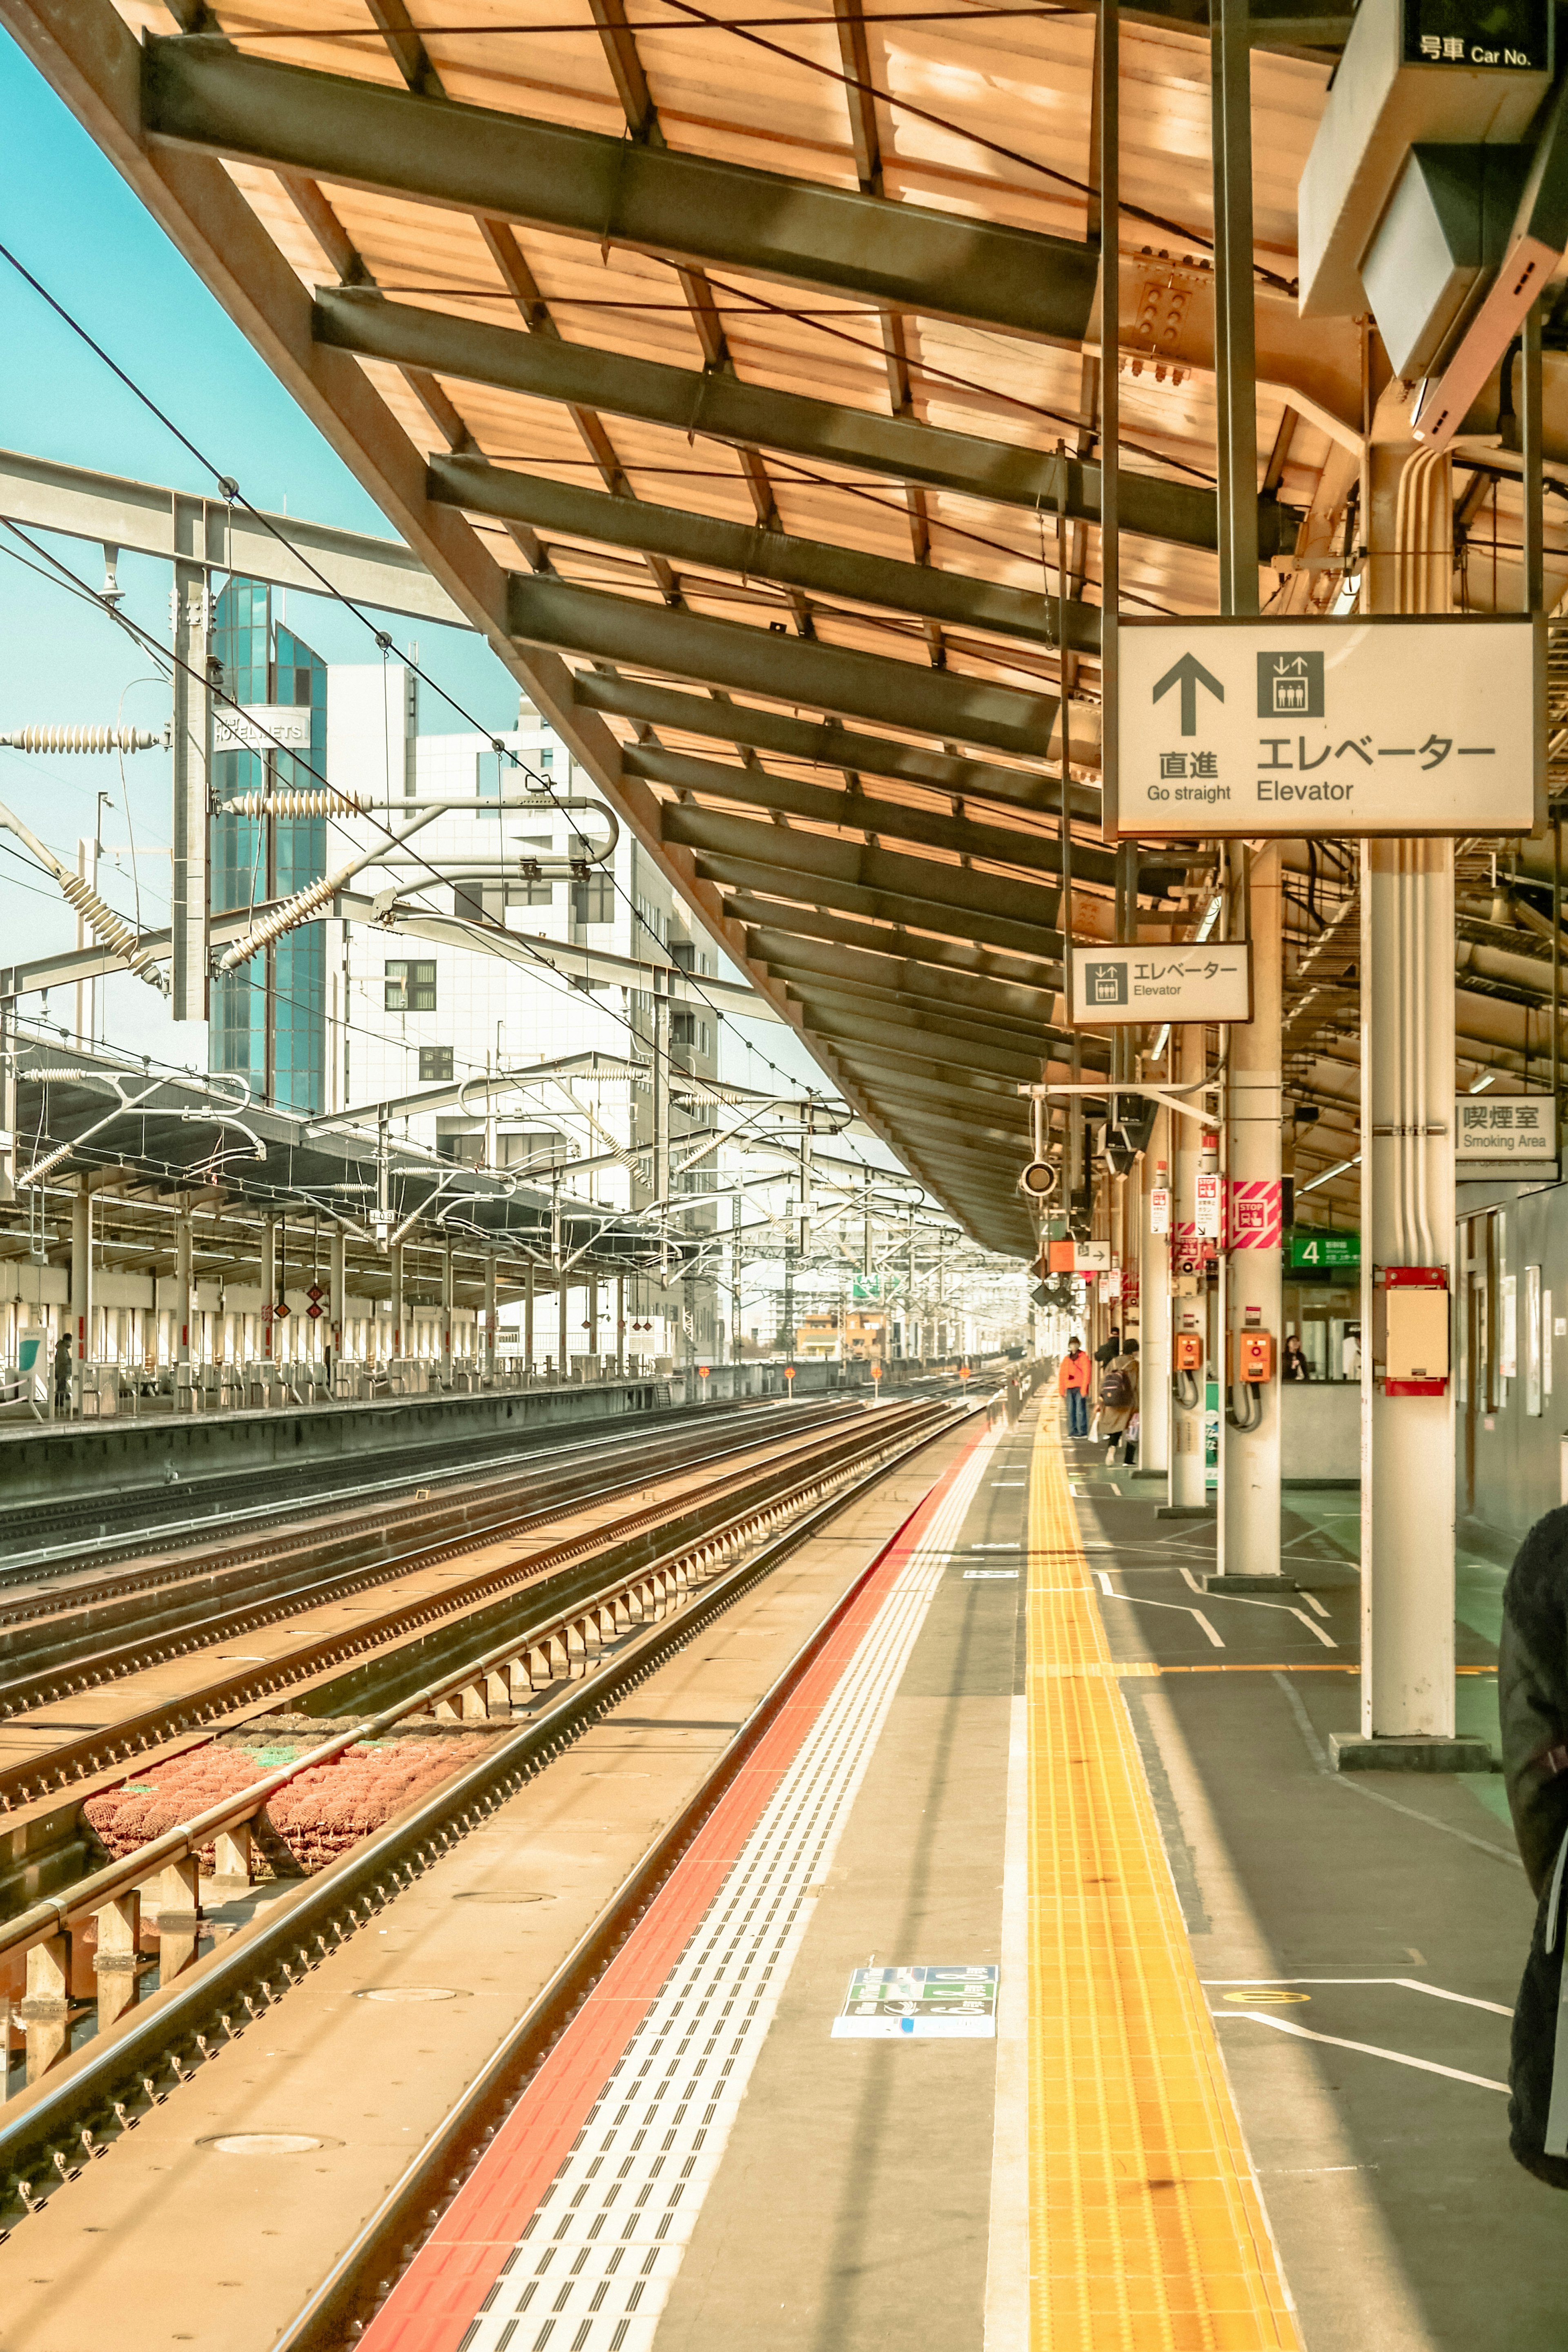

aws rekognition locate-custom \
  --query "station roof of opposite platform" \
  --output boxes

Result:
[0,1034,701,1304]
[7,0,1568,1245]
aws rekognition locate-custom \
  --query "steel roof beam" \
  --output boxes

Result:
[576,675,1102,821]
[143,36,1101,346]
[662,813,1065,961]
[723,896,1061,987]
[430,454,1100,655]
[505,576,1087,765]
[314,290,1290,559]
[745,924,1059,1028]
[624,744,1090,878]
[780,983,1059,1062]
[783,996,1050,1080]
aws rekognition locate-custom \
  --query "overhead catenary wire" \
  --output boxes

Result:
[0,245,848,1115]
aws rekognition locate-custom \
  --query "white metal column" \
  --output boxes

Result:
[1169,1024,1207,1509]
[1214,847,1284,1587]
[1352,837,1465,1751]
[330,1226,346,1367]
[70,1177,92,1409]
[1139,1105,1171,1475]
[175,1206,194,1365]
[1333,415,1479,1766]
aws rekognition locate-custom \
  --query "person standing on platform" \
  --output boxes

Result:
[52,1328,72,1418]
[1099,1338,1140,1467]
[1500,1512,1568,2187]
[1283,1333,1311,1381]
[1094,1327,1122,1368]
[1058,1338,1092,1439]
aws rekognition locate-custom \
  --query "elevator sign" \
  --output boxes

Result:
[1116,618,1535,837]
[1071,941,1251,1024]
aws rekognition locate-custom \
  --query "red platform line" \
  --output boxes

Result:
[358,1414,990,2352]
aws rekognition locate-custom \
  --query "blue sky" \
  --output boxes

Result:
[0,39,840,1090]
[0,36,822,1096]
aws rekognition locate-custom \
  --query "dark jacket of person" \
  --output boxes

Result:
[1500,1509,1568,2186]
[1093,1331,1121,1367]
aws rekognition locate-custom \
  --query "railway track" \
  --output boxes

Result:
[0,1387,989,2240]
[0,1401,854,1699]
[0,1391,811,1582]
[0,1400,924,1808]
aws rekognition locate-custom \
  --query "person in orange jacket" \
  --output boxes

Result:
[1058,1337,1092,1438]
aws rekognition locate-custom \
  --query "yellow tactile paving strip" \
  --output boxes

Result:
[1026,1411,1301,2351]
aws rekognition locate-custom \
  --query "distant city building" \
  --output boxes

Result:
[208,591,722,1368]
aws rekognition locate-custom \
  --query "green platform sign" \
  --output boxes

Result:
[1287,1230,1360,1272]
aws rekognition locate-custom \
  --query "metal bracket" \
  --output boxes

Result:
[1017,1079,1223,1129]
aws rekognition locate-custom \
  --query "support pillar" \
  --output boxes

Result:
[390,1240,405,1362]
[486,1253,499,1380]
[153,1855,201,1985]
[93,1891,142,2032]
[615,1273,626,1376]
[587,1275,598,1367]
[1213,847,1284,1588]
[21,1932,71,2083]
[175,1204,194,1366]
[441,1239,454,1368]
[523,1260,533,1378]
[1331,399,1481,1769]
[70,1177,92,1410]
[1169,1025,1208,1511]
[1140,1106,1171,1475]
[330,1224,346,1369]
[260,1214,276,1362]
[559,1276,570,1380]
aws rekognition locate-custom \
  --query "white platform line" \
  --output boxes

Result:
[1217,2009,1508,2093]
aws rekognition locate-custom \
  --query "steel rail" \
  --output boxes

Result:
[0,1391,800,1581]
[0,1394,984,2226]
[0,1401,938,1804]
[0,1402,854,1666]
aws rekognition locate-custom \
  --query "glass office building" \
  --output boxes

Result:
[209,580,328,1115]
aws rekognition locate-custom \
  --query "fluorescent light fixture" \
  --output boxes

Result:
[1296,1152,1360,1197]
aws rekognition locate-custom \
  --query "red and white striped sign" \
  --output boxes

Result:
[1227,1178,1283,1251]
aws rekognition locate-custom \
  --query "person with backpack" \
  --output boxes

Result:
[1099,1337,1139,1466]
[1058,1338,1092,1438]
[1499,1508,1568,2185]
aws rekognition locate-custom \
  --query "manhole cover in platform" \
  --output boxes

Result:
[203,2133,339,2156]
[356,1985,467,2003]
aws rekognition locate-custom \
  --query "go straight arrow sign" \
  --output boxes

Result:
[1152,652,1224,736]
[1116,616,1536,838]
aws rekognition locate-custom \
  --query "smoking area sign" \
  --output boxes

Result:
[831,1964,998,2038]
[1455,1094,1556,1162]
[1071,941,1251,1024]
[1116,618,1535,837]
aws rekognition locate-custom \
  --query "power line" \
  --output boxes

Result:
[0,242,831,1108]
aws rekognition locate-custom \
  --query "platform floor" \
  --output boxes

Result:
[6,1398,1557,2350]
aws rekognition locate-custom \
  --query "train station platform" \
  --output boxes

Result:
[1,1391,1548,2352]
[341,1393,1545,2352]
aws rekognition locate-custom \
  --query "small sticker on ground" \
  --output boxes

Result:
[832,1964,999,2038]
[964,1569,1019,1579]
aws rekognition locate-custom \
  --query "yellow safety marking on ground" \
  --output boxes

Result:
[1026,1412,1301,2351]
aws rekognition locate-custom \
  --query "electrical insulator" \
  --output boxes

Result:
[56,873,169,994]
[225,791,368,816]
[0,726,160,754]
